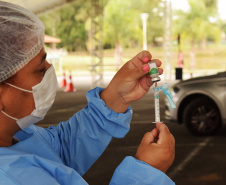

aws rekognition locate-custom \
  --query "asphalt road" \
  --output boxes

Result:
[37,86,226,185]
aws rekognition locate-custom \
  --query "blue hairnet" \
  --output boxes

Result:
[0,1,45,82]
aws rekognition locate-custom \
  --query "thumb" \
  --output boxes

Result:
[141,128,158,145]
[130,64,150,80]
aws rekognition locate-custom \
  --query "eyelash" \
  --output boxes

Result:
[40,68,46,73]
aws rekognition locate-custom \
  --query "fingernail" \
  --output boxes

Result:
[144,57,149,63]
[143,65,149,72]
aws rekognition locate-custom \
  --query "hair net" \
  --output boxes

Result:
[0,1,45,83]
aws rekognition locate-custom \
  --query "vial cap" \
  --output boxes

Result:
[152,77,161,82]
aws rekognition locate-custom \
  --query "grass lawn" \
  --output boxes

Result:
[53,44,226,76]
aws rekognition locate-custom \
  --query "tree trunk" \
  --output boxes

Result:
[190,40,196,70]
[114,43,123,70]
[201,37,206,51]
[52,19,56,49]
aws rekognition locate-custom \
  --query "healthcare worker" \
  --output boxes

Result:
[0,1,175,185]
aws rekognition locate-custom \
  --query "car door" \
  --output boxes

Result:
[216,72,226,122]
[223,73,226,122]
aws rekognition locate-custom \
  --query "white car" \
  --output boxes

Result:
[165,71,226,136]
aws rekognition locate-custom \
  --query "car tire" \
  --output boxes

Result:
[183,98,221,136]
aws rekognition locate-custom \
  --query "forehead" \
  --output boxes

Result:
[27,48,46,68]
[19,48,46,74]
[7,48,46,82]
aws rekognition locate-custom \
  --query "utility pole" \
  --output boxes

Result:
[140,13,149,50]
[90,0,104,88]
[163,0,173,80]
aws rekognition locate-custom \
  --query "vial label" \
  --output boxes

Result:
[149,61,161,82]
[149,62,159,75]
[150,68,158,75]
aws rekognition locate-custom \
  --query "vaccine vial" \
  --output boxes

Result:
[149,61,161,82]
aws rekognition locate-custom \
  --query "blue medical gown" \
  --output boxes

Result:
[0,87,175,185]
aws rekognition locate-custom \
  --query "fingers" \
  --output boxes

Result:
[137,50,153,63]
[156,123,174,145]
[150,59,162,67]
[140,67,163,90]
[130,62,163,82]
[150,59,163,75]
[141,128,159,145]
[145,74,153,87]
[131,51,152,67]
[158,68,164,75]
[129,64,150,81]
[128,50,163,79]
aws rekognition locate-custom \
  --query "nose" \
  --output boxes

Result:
[46,61,51,70]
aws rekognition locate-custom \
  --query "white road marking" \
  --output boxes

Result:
[168,137,212,179]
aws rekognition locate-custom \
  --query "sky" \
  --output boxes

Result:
[171,0,226,20]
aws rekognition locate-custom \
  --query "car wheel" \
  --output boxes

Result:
[183,98,221,136]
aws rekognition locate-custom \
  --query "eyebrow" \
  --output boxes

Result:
[42,53,47,62]
[38,53,47,66]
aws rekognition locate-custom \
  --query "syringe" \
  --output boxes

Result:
[152,83,176,123]
[154,82,161,123]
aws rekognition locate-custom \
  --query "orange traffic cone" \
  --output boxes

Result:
[64,71,76,92]
[60,71,67,88]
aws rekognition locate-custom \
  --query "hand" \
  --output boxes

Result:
[100,51,163,113]
[135,123,175,173]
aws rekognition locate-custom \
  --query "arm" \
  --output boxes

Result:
[35,51,163,176]
[109,157,175,185]
[35,87,132,176]
[42,51,162,175]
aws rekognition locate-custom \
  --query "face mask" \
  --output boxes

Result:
[1,65,58,129]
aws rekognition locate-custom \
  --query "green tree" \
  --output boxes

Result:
[173,0,221,69]
[130,0,165,46]
[103,0,142,68]
[103,0,165,68]
[40,0,91,51]
[57,1,91,51]
[40,0,165,53]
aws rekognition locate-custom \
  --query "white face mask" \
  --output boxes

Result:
[1,65,58,129]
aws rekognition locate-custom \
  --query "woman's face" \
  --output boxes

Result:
[7,48,51,90]
[0,48,51,119]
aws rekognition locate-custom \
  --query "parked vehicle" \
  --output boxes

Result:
[165,71,226,136]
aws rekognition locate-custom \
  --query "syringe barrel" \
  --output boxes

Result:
[154,91,161,123]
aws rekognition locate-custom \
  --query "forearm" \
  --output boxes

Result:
[41,87,132,175]
[110,156,175,185]
[100,87,129,113]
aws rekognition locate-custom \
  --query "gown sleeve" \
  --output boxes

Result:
[34,87,133,176]
[109,156,175,185]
